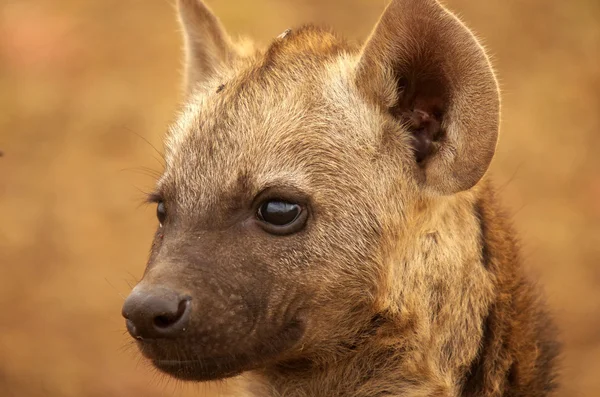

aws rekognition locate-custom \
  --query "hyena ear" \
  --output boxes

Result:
[356,0,500,195]
[177,0,237,94]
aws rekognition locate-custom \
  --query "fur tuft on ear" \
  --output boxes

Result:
[356,0,500,195]
[177,0,237,94]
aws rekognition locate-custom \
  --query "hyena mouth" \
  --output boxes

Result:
[152,357,247,381]
[138,340,254,381]
[139,315,307,381]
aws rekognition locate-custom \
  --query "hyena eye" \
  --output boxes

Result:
[258,201,299,225]
[257,200,306,235]
[156,201,166,226]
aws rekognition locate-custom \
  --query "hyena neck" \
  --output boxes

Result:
[460,184,559,397]
[247,183,558,397]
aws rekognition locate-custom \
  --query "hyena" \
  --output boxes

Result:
[122,0,559,396]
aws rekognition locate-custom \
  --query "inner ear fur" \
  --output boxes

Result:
[356,0,500,195]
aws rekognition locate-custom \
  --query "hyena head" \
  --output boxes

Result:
[122,0,499,382]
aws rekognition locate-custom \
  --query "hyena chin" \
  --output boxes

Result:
[122,0,559,395]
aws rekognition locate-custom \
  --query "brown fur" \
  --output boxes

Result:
[122,0,559,396]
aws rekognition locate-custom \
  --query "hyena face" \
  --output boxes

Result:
[122,0,499,382]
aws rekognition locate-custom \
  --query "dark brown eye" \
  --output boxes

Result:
[258,200,302,227]
[156,201,166,225]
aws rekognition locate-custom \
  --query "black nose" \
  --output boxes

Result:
[122,287,191,339]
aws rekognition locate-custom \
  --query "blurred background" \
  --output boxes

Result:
[0,0,598,396]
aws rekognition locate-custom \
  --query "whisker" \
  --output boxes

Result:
[104,277,126,301]
[497,160,526,193]
[121,126,166,165]
[120,166,162,179]
[126,271,139,284]
[118,340,137,354]
[124,278,134,290]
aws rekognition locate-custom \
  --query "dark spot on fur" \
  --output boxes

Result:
[275,357,314,372]
[474,199,491,270]
[427,232,439,244]
[461,310,493,396]
[508,362,518,385]
[216,84,225,93]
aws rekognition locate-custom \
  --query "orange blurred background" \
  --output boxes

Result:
[0,0,598,396]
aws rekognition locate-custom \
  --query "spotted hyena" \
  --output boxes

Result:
[122,0,559,396]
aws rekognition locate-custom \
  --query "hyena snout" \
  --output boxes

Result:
[122,286,192,339]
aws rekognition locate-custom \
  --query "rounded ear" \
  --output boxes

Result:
[177,0,238,94]
[355,0,500,195]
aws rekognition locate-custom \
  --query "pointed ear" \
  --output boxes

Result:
[177,0,237,94]
[356,0,500,195]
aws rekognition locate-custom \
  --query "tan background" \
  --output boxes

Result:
[0,0,599,396]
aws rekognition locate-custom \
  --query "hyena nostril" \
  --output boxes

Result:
[154,299,190,329]
[153,315,173,328]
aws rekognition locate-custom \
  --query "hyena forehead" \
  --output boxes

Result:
[163,27,385,196]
